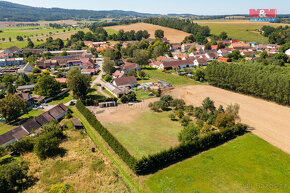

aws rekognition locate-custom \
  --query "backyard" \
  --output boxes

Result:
[145,133,290,193]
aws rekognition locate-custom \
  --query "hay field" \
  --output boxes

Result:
[105,23,190,43]
[166,85,290,154]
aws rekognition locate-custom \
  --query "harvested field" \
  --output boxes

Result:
[105,23,190,43]
[165,85,290,154]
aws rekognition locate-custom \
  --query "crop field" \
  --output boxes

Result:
[92,98,183,158]
[195,20,289,44]
[105,23,190,43]
[145,133,290,193]
[23,124,130,193]
[166,85,290,154]
[0,26,89,49]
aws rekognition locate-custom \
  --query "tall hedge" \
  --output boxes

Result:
[206,61,290,105]
[76,101,137,170]
[135,124,247,174]
[76,100,247,175]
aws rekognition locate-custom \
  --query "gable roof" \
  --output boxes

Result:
[48,104,68,119]
[123,62,139,71]
[163,59,193,68]
[21,119,42,133]
[114,76,138,86]
[5,46,20,53]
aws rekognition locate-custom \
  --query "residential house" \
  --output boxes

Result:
[3,46,21,54]
[122,62,141,74]
[0,58,24,67]
[55,78,68,85]
[151,59,195,70]
[16,93,34,106]
[112,70,125,79]
[174,54,186,60]
[81,68,99,76]
[241,50,255,57]
[205,52,219,60]
[18,63,34,74]
[217,57,231,62]
[194,58,208,66]
[229,43,250,50]
[104,82,130,98]
[170,43,181,52]
[113,76,138,88]
[211,45,218,50]
[22,49,48,55]
[0,127,29,147]
[181,43,198,52]
[217,48,233,57]
[245,57,254,61]
[36,58,58,69]
[17,84,35,92]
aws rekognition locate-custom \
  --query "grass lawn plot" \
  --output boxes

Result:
[141,68,199,86]
[145,133,290,193]
[95,101,183,159]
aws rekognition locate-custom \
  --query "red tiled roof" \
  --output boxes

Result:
[114,76,138,86]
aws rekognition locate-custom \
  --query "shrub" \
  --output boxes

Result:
[169,113,176,121]
[34,134,61,160]
[175,109,184,119]
[49,184,73,193]
[178,123,200,143]
[6,137,34,154]
[170,99,185,110]
[179,116,191,126]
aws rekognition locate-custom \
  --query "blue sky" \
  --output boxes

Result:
[5,0,290,15]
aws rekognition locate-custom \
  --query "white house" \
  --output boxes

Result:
[194,58,208,66]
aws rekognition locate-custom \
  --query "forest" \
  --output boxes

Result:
[205,61,290,105]
[261,25,290,45]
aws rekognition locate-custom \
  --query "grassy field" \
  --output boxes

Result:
[141,68,199,86]
[0,26,102,49]
[194,20,289,44]
[104,111,182,159]
[134,88,155,100]
[23,125,130,193]
[145,133,290,193]
[48,92,73,105]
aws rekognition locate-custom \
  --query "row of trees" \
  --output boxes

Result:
[261,25,289,45]
[205,61,290,105]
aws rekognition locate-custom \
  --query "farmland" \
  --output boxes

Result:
[145,133,290,193]
[195,20,289,44]
[105,22,190,43]
[0,26,89,49]
[166,85,290,154]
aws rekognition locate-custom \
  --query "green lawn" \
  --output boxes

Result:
[134,88,155,100]
[141,68,199,86]
[145,133,290,193]
[195,21,270,43]
[104,111,182,159]
[48,92,73,105]
[0,122,16,135]
[105,28,118,35]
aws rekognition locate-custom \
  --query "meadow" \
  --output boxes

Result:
[145,133,290,193]
[140,68,200,86]
[0,26,89,49]
[195,20,289,44]
[22,122,130,192]
[103,111,182,158]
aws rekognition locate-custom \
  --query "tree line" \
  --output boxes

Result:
[261,25,289,45]
[205,61,290,105]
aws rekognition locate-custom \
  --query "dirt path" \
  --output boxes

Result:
[166,85,290,154]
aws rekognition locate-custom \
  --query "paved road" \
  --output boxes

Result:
[91,58,111,98]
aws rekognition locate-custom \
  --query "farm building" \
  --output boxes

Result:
[99,101,117,108]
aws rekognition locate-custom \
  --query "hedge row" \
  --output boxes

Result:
[76,100,247,175]
[135,124,247,174]
[76,100,137,170]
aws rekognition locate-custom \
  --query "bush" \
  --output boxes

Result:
[178,123,200,143]
[175,109,184,119]
[179,116,191,126]
[34,134,61,160]
[103,74,112,82]
[170,99,185,110]
[0,146,6,157]
[6,137,34,154]
[49,184,73,193]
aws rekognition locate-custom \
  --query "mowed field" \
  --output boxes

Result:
[145,133,290,193]
[166,85,290,154]
[105,23,190,43]
[90,98,183,158]
[195,20,289,44]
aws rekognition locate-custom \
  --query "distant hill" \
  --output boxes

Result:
[0,1,158,22]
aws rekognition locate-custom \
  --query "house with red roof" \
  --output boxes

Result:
[122,62,141,74]
[113,76,138,88]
